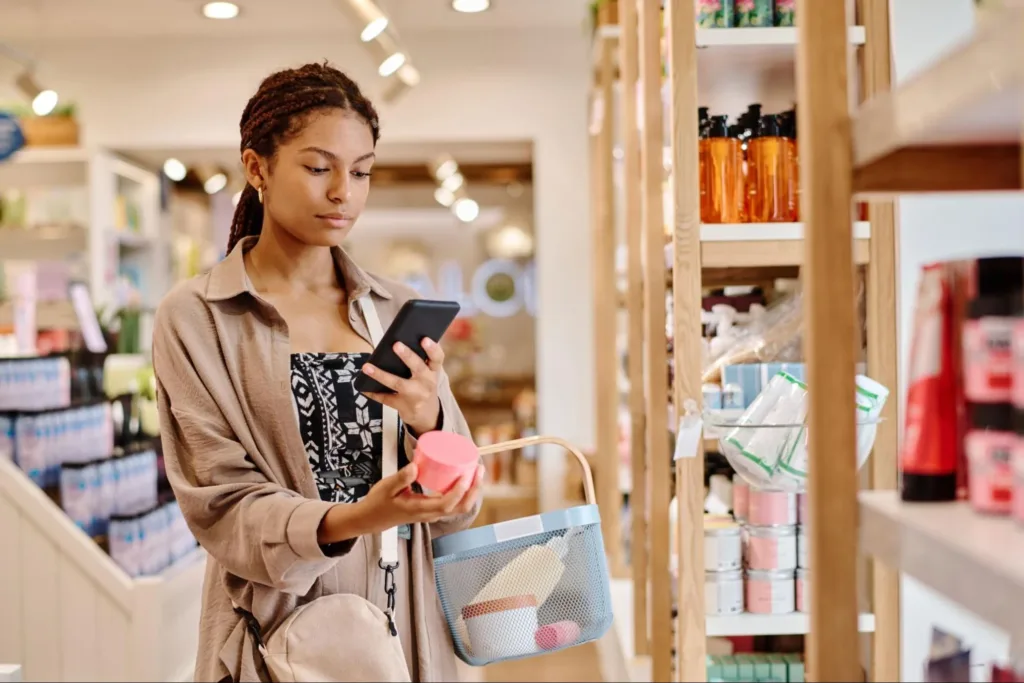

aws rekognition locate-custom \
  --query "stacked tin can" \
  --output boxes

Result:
[703,512,745,616]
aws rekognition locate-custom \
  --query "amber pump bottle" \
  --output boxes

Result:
[705,115,743,224]
[778,109,799,222]
[748,114,789,223]
[699,107,711,221]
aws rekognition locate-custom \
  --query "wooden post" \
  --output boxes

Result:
[619,0,651,658]
[666,0,706,681]
[639,0,672,680]
[859,0,900,680]
[797,0,861,679]
[594,28,625,581]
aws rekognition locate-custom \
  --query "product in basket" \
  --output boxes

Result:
[705,569,744,616]
[412,430,479,493]
[535,620,581,651]
[704,518,742,571]
[725,372,807,479]
[462,595,539,661]
[745,569,795,615]
[745,524,797,571]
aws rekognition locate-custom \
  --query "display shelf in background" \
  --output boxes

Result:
[706,612,876,637]
[860,490,1024,638]
[852,6,1023,194]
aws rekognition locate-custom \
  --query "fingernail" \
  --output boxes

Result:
[394,342,405,353]
[364,365,375,375]
[423,339,435,348]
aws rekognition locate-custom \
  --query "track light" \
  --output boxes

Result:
[453,198,480,223]
[204,173,228,195]
[378,52,406,77]
[340,0,391,42]
[452,0,491,12]
[163,158,187,182]
[15,71,58,116]
[361,16,388,41]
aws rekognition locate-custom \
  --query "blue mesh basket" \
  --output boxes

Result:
[432,436,614,667]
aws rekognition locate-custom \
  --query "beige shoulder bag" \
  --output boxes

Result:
[234,295,411,683]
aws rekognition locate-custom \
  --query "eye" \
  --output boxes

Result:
[304,166,330,175]
[352,170,373,179]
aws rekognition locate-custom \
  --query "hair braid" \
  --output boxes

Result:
[226,62,380,253]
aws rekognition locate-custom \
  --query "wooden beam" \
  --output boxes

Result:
[859,0,900,680]
[594,32,625,583]
[853,144,1020,196]
[667,0,707,681]
[619,0,650,658]
[639,0,672,680]
[797,0,861,679]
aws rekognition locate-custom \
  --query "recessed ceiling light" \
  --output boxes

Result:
[378,52,406,77]
[360,16,388,41]
[204,173,228,194]
[163,158,187,182]
[441,173,464,193]
[202,2,239,19]
[452,0,490,12]
[434,187,455,207]
[453,198,480,223]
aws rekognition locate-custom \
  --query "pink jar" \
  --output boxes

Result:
[413,431,479,493]
[963,315,1016,404]
[966,428,1016,515]
[796,568,808,612]
[747,488,797,526]
[797,492,808,525]
[745,525,797,571]
[1012,437,1024,525]
[745,569,795,614]
[733,475,749,523]
[1013,318,1024,410]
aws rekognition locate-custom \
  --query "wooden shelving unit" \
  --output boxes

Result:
[591,0,901,681]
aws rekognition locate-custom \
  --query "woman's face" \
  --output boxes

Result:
[247,108,376,246]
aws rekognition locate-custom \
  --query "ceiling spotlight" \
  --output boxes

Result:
[434,157,459,181]
[434,187,455,207]
[452,0,491,12]
[202,2,239,19]
[163,158,187,182]
[397,64,421,86]
[441,173,464,193]
[361,16,388,41]
[204,173,228,194]
[453,198,480,223]
[15,72,58,116]
[378,52,406,77]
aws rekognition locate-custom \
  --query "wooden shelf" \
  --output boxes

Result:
[860,490,1024,637]
[0,226,88,260]
[706,612,876,637]
[852,8,1024,195]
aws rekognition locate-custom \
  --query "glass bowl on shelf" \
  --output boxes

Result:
[704,411,882,493]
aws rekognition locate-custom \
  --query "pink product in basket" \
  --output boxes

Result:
[535,620,581,651]
[966,428,1016,515]
[747,488,797,526]
[745,525,797,571]
[413,430,479,493]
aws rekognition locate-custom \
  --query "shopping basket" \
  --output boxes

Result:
[432,436,614,667]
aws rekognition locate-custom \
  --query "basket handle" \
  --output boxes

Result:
[477,435,596,506]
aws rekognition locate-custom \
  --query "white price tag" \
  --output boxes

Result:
[673,399,704,461]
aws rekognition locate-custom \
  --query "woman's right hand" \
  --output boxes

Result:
[319,463,483,544]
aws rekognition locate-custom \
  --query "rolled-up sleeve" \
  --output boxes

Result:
[154,298,341,595]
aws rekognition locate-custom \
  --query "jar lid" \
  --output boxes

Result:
[706,569,743,581]
[462,594,537,620]
[747,524,796,537]
[704,522,741,537]
[746,569,795,580]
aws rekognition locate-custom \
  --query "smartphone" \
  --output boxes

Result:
[353,299,461,395]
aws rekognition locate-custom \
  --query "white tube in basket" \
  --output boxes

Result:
[740,373,807,475]
[725,373,794,470]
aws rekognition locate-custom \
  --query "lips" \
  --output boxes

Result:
[317,213,354,227]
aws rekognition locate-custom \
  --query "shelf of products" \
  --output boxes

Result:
[706,612,876,638]
[852,7,1024,195]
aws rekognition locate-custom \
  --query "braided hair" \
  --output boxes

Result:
[227,62,380,253]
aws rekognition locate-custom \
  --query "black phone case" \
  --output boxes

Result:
[353,299,461,395]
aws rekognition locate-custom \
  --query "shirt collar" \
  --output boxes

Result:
[205,235,393,303]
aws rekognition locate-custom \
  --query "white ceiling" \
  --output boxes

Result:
[0,0,589,41]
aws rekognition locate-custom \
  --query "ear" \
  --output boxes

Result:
[241,149,268,190]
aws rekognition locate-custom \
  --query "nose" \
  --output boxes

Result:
[327,169,350,204]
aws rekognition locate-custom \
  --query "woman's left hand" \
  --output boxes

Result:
[362,339,443,436]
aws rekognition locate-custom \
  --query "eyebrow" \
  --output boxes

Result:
[299,146,375,163]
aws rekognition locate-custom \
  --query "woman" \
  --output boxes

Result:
[153,63,483,683]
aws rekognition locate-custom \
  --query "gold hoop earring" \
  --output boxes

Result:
[257,186,264,204]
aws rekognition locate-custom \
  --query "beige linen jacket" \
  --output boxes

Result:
[153,236,479,682]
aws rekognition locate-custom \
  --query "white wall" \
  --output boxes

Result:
[892,1,1023,680]
[2,28,591,508]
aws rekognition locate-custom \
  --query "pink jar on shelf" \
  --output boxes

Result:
[1012,436,1024,525]
[966,428,1016,515]
[796,568,808,613]
[747,488,797,526]
[797,492,808,525]
[733,475,749,523]
[744,525,797,571]
[745,569,795,615]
